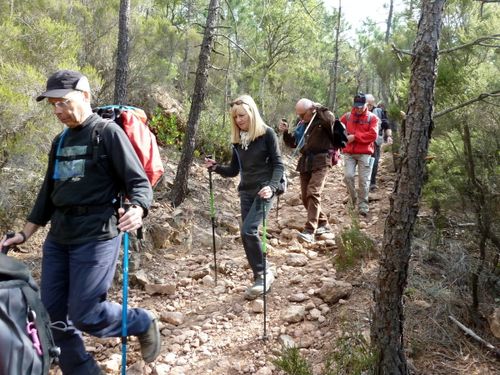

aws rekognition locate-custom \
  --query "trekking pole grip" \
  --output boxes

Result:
[1,231,15,254]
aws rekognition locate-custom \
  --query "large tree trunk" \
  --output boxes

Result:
[178,0,194,97]
[170,0,221,207]
[371,1,446,374]
[385,0,394,43]
[114,0,130,104]
[329,0,341,112]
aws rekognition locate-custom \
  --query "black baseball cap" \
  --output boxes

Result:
[36,70,90,101]
[353,93,366,108]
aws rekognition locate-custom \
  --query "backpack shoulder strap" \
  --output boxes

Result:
[21,284,58,372]
[263,127,274,153]
[231,144,242,173]
[91,120,110,163]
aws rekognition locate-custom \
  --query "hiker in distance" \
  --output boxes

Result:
[278,98,336,243]
[365,94,392,192]
[340,93,379,216]
[0,70,161,374]
[204,94,284,300]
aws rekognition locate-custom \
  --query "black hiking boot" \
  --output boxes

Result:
[137,311,161,363]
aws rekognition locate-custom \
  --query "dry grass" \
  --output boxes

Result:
[404,217,500,374]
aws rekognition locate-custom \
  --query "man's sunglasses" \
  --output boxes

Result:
[229,100,249,107]
[49,98,72,109]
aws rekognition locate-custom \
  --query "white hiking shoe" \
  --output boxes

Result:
[315,225,332,235]
[298,231,315,243]
[245,269,275,300]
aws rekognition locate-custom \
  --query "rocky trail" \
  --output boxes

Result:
[20,153,392,375]
[21,152,394,374]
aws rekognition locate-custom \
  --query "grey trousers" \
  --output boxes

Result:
[343,153,372,211]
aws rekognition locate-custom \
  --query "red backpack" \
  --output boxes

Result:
[94,105,164,187]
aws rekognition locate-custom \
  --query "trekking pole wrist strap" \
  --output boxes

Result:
[18,231,27,244]
[130,204,145,218]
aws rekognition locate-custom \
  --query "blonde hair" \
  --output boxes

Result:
[229,95,267,144]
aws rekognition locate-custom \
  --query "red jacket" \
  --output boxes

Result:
[340,108,378,155]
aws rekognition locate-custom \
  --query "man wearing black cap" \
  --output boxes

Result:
[0,70,161,374]
[339,93,379,216]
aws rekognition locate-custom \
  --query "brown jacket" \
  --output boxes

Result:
[283,111,334,173]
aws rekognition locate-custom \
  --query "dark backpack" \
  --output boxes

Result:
[0,254,59,375]
[93,105,165,188]
[313,105,348,165]
[264,129,287,196]
[275,170,288,196]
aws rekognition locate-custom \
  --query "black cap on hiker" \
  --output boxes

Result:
[353,93,366,108]
[37,70,90,101]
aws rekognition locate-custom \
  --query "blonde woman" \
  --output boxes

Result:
[205,95,284,299]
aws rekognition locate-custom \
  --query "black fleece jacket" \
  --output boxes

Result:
[214,126,284,196]
[28,114,152,245]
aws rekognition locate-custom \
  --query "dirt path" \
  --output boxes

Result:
[14,148,499,374]
[95,153,392,374]
[19,153,393,375]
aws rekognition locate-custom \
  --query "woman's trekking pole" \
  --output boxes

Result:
[208,162,218,285]
[121,198,129,375]
[261,199,268,341]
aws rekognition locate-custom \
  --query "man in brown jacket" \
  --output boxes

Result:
[278,98,335,243]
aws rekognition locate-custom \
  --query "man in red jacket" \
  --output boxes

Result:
[340,93,378,216]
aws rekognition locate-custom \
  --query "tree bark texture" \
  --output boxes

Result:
[170,0,221,207]
[371,1,446,374]
[329,0,341,112]
[385,0,394,43]
[114,0,130,105]
[463,122,496,315]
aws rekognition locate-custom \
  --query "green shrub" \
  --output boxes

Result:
[323,331,376,375]
[273,346,313,375]
[422,132,466,212]
[197,107,232,162]
[334,215,375,271]
[149,109,183,148]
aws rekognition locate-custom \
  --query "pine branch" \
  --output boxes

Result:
[391,34,500,60]
[439,34,500,54]
[214,34,256,62]
[434,90,500,118]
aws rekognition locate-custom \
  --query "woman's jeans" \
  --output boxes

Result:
[239,191,273,278]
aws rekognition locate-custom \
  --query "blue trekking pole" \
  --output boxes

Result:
[121,198,129,374]
[121,231,129,374]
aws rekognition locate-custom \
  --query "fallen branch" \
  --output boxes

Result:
[449,315,500,358]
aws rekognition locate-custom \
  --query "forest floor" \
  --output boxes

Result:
[16,149,499,375]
